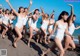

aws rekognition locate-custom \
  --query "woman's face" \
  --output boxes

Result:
[24,9,28,13]
[62,15,68,21]
[20,8,24,13]
[35,10,39,14]
[6,10,10,14]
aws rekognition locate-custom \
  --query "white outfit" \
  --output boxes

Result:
[0,14,3,22]
[68,23,75,35]
[30,18,38,30]
[55,23,67,41]
[2,15,9,25]
[15,16,27,28]
[41,20,49,30]
[23,16,28,25]
[48,19,55,30]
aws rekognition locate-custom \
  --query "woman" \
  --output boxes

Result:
[1,9,10,39]
[48,10,55,43]
[41,11,72,56]
[6,0,31,48]
[23,0,32,35]
[64,4,80,51]
[40,7,50,44]
[27,9,40,47]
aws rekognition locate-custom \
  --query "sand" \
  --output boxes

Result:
[0,34,80,56]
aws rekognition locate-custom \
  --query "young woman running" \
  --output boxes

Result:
[48,10,55,43]
[1,9,10,39]
[64,4,80,51]
[39,7,50,44]
[27,9,40,47]
[6,0,31,48]
[23,0,32,35]
[41,11,73,56]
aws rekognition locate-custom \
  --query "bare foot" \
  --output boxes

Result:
[13,42,17,48]
[28,43,30,47]
[48,40,51,43]
[2,35,5,39]
[36,39,39,43]
[45,41,48,44]
[41,51,45,56]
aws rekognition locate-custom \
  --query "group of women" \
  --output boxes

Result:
[0,0,80,56]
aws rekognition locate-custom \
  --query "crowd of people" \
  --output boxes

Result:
[0,0,80,56]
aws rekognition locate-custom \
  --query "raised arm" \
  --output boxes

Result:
[27,0,32,12]
[68,4,74,23]
[6,0,19,16]
[49,10,55,19]
[75,26,80,30]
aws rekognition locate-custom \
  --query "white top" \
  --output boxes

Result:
[15,16,27,28]
[41,20,49,30]
[28,18,38,29]
[55,23,67,41]
[68,23,75,35]
[0,14,3,22]
[2,15,9,25]
[48,19,55,30]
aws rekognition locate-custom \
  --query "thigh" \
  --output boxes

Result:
[54,38,64,51]
[15,27,22,36]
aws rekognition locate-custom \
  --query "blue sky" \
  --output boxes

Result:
[0,0,80,23]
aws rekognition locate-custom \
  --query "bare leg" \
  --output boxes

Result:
[2,27,8,39]
[55,38,64,56]
[28,27,33,47]
[13,27,22,48]
[64,35,76,51]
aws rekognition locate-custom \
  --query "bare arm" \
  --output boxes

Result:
[75,26,80,30]
[6,0,19,16]
[68,4,74,24]
[40,7,45,20]
[27,0,32,13]
[49,10,55,19]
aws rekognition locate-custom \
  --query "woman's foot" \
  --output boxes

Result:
[36,39,39,43]
[2,35,5,39]
[28,43,30,47]
[41,51,45,56]
[13,42,17,48]
[45,41,48,44]
[48,40,51,43]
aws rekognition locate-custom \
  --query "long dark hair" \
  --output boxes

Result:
[67,14,76,26]
[5,9,10,15]
[18,7,24,13]
[58,11,69,20]
[33,9,39,14]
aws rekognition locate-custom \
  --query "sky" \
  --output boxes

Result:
[0,0,80,23]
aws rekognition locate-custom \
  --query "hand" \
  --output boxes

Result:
[30,0,32,5]
[6,0,9,3]
[68,4,73,7]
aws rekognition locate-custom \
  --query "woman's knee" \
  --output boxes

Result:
[18,34,22,39]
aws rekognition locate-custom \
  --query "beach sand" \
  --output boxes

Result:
[0,34,80,56]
